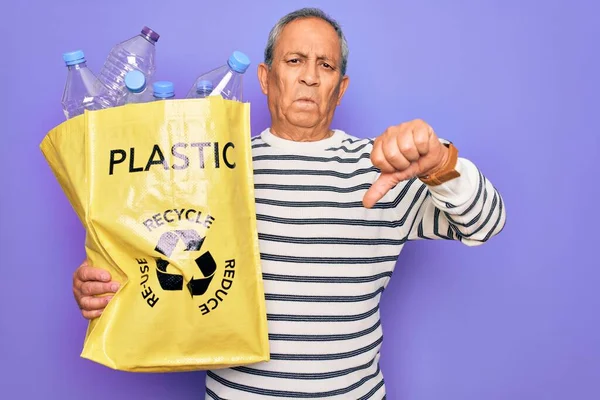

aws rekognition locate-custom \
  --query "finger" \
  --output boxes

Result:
[396,161,422,181]
[82,309,104,320]
[80,281,120,296]
[396,129,420,162]
[371,137,396,173]
[73,260,87,288]
[363,172,402,208]
[77,265,111,283]
[381,134,411,171]
[414,126,431,156]
[80,295,113,311]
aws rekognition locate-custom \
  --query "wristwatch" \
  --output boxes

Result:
[418,139,461,186]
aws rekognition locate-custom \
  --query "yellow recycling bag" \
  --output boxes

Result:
[40,97,270,372]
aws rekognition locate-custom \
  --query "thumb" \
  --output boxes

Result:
[362,172,403,208]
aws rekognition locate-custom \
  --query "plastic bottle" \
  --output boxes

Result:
[186,51,250,101]
[186,80,214,99]
[97,26,160,104]
[152,81,175,100]
[61,50,112,120]
[121,70,152,104]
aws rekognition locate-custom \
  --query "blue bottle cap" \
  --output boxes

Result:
[196,79,214,92]
[227,51,251,74]
[63,50,86,66]
[125,70,146,93]
[153,81,175,98]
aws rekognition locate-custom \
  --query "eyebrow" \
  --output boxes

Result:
[284,52,336,63]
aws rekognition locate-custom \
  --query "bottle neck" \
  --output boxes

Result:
[128,85,146,94]
[227,67,243,76]
[67,62,88,71]
[140,33,157,45]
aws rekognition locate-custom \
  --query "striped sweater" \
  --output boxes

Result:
[205,128,506,399]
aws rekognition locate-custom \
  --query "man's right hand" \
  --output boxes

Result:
[73,259,120,319]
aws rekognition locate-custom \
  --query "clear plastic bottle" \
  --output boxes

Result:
[97,26,160,104]
[152,81,175,101]
[186,79,214,99]
[61,50,112,120]
[186,51,250,101]
[121,70,152,104]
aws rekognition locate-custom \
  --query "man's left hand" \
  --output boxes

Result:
[363,119,449,208]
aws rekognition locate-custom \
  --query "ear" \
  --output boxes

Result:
[257,63,270,95]
[336,75,350,105]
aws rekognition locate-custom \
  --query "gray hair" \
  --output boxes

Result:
[264,7,349,76]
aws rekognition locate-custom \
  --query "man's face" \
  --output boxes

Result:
[258,17,349,131]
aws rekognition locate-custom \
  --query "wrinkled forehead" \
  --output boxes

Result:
[274,18,341,62]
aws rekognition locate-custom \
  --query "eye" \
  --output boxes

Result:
[287,58,300,64]
[322,62,334,70]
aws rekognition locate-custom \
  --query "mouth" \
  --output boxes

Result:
[295,97,317,105]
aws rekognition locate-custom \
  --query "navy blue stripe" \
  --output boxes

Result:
[255,177,422,210]
[269,320,381,342]
[253,153,371,163]
[233,358,376,379]
[261,253,398,264]
[254,182,372,193]
[207,364,381,398]
[447,224,455,240]
[385,180,426,222]
[265,288,384,303]
[358,379,385,400]
[413,192,429,239]
[407,187,494,242]
[453,225,464,241]
[257,214,402,228]
[444,172,487,227]
[482,194,505,242]
[259,233,405,246]
[267,305,379,322]
[262,272,392,284]
[456,192,498,238]
[410,172,495,241]
[253,166,379,179]
[433,208,452,239]
[255,182,426,228]
[338,137,373,145]
[205,387,222,400]
[445,185,488,228]
[403,189,429,241]
[458,171,485,216]
[417,219,427,239]
[252,143,271,149]
[270,336,383,360]
[254,198,396,209]
[325,142,372,153]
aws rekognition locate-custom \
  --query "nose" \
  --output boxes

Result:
[299,61,320,87]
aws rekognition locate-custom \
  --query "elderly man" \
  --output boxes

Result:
[72,7,506,399]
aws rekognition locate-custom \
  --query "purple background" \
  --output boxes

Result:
[1,0,598,398]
